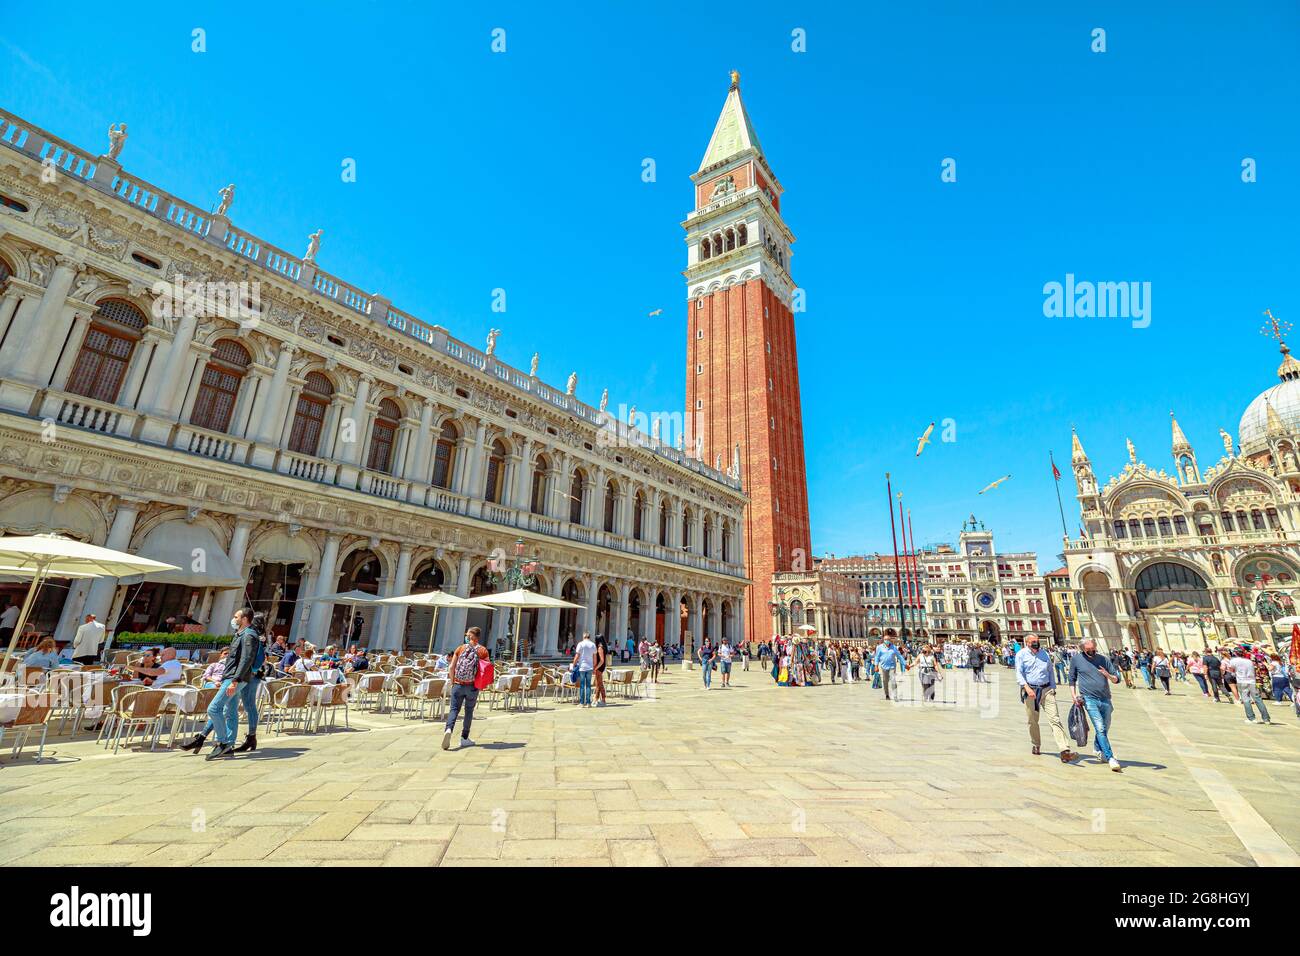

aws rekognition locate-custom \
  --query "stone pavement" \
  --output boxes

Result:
[1,664,1297,867]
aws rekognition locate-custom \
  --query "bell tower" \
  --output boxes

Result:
[683,71,812,646]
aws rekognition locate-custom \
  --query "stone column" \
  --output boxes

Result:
[512,437,534,511]
[335,374,373,486]
[249,344,296,467]
[0,285,23,341]
[137,309,201,443]
[0,256,80,411]
[404,399,435,500]
[289,567,317,643]
[442,554,474,652]
[463,421,488,516]
[209,518,257,634]
[383,544,413,650]
[307,533,343,644]
[615,582,631,650]
[47,308,93,392]
[83,499,142,630]
[541,575,563,655]
[582,573,597,636]
[666,589,682,660]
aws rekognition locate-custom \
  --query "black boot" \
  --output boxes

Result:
[231,734,257,754]
[178,733,207,753]
[204,742,234,761]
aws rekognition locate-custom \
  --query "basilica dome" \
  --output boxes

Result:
[1238,343,1300,453]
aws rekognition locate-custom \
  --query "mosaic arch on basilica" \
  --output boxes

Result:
[0,105,748,655]
[1064,327,1300,654]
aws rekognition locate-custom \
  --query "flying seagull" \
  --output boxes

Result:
[648,308,663,317]
[978,475,1012,494]
[915,422,935,457]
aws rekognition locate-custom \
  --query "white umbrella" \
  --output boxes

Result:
[0,534,177,672]
[376,590,493,655]
[796,623,818,634]
[475,588,585,661]
[304,589,382,646]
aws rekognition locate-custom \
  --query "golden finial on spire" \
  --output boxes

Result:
[1262,308,1292,350]
[729,69,740,90]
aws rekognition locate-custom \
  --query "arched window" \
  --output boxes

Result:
[189,339,250,433]
[1174,515,1189,535]
[484,439,508,503]
[289,371,333,455]
[0,257,12,283]
[702,516,712,557]
[682,506,692,551]
[659,498,670,546]
[1157,516,1172,537]
[633,491,645,540]
[1142,517,1156,538]
[569,469,586,524]
[736,223,747,245]
[603,479,617,533]
[1251,509,1265,531]
[66,298,147,404]
[1266,507,1281,530]
[1128,519,1142,538]
[700,238,711,260]
[1113,520,1127,538]
[431,421,457,489]
[1220,510,1234,532]
[725,228,736,252]
[1236,509,1249,532]
[722,520,731,562]
[366,398,402,474]
[530,454,550,515]
[1134,562,1212,609]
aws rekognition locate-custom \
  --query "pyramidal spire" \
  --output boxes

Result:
[1265,398,1286,436]
[1070,426,1088,463]
[698,70,764,172]
[1170,411,1192,453]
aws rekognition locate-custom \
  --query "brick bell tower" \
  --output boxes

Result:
[684,70,812,646]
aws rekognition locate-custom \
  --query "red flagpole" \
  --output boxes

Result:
[886,474,907,641]
[899,496,914,634]
[907,508,922,638]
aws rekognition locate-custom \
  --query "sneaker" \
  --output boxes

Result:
[459,738,475,748]
[1109,758,1122,772]
[1244,718,1255,724]
[442,728,452,750]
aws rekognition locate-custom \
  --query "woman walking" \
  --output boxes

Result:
[970,643,986,683]
[699,637,715,689]
[204,608,265,760]
[1269,654,1292,702]
[911,643,941,702]
[1152,649,1173,695]
[593,632,609,707]
[1188,652,1210,698]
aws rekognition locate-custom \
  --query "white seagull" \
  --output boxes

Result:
[915,422,935,457]
[978,475,1012,494]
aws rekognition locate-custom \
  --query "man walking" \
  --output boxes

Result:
[573,630,597,706]
[1202,647,1226,703]
[443,626,489,750]
[718,637,734,687]
[1068,638,1123,772]
[1229,649,1272,725]
[873,638,905,701]
[1015,636,1076,763]
[1114,647,1134,688]
[70,613,106,665]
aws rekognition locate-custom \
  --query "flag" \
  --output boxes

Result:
[1290,623,1300,666]
[1051,458,1062,481]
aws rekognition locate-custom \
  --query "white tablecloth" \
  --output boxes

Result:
[161,685,201,713]
[306,683,336,703]
[0,692,27,723]
[415,678,445,697]
[306,669,342,684]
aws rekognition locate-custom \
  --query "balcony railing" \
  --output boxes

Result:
[175,424,250,463]
[39,390,138,438]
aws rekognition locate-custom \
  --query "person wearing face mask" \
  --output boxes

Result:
[1068,638,1123,772]
[1015,635,1076,763]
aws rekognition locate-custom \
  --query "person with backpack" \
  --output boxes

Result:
[443,626,490,749]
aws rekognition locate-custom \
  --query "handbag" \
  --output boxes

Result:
[474,658,495,690]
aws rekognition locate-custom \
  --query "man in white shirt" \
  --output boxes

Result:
[0,599,19,644]
[130,647,183,688]
[1230,651,1271,725]
[573,631,596,707]
[70,613,106,665]
[717,638,735,688]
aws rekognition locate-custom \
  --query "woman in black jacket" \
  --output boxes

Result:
[203,609,266,760]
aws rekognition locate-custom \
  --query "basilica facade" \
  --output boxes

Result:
[1065,335,1300,653]
[0,106,748,655]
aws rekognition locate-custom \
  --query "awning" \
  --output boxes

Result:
[121,521,246,589]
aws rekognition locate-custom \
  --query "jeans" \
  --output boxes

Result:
[577,669,593,705]
[1193,673,1209,695]
[1082,695,1114,761]
[1240,683,1271,722]
[1139,666,1153,688]
[1271,676,1291,702]
[207,678,242,745]
[445,683,480,738]
[702,662,712,687]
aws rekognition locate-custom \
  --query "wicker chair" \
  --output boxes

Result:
[109,689,168,754]
[351,672,387,711]
[267,683,314,735]
[389,675,419,718]
[315,682,351,731]
[414,677,447,720]
[0,694,52,762]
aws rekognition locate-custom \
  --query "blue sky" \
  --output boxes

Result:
[4,1,1298,567]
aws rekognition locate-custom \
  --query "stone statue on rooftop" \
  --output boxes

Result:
[304,229,323,263]
[566,372,577,395]
[1126,437,1137,464]
[106,123,128,161]
[485,328,501,355]
[530,352,539,376]
[628,405,636,426]
[1219,428,1234,457]
[652,417,661,441]
[599,389,608,412]
[216,184,235,216]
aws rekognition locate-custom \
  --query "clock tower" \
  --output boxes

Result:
[684,71,812,646]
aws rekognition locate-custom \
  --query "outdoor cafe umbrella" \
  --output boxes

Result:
[796,623,818,635]
[475,588,584,661]
[0,534,177,673]
[376,590,492,655]
[304,589,382,646]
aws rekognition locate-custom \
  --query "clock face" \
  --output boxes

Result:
[976,591,996,608]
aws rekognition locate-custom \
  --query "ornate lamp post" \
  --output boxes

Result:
[769,588,791,639]
[1179,611,1216,648]
[489,538,542,660]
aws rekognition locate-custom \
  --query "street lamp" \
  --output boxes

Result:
[1179,611,1216,648]
[769,588,791,638]
[489,538,542,659]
